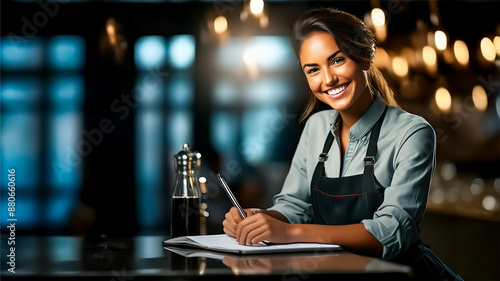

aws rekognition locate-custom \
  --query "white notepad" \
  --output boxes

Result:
[163,234,342,255]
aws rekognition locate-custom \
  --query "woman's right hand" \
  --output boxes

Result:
[223,207,255,237]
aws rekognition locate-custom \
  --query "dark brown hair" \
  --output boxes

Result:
[291,7,399,122]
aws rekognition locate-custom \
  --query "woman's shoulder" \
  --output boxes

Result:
[383,106,436,147]
[385,106,433,131]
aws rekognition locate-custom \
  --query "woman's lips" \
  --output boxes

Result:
[325,83,350,99]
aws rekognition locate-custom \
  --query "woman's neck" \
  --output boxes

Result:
[338,90,373,131]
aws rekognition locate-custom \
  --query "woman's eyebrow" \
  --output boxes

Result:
[302,50,341,70]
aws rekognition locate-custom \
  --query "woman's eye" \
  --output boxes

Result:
[331,57,345,65]
[306,68,318,74]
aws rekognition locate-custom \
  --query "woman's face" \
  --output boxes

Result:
[299,32,370,113]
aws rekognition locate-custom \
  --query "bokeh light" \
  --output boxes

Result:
[371,8,385,27]
[453,40,469,66]
[472,85,488,112]
[423,46,437,66]
[435,30,447,51]
[249,0,264,15]
[392,56,409,77]
[481,37,496,62]
[214,16,228,34]
[435,87,452,112]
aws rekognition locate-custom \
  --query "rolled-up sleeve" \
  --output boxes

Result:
[362,123,436,260]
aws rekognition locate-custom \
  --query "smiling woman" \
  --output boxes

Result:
[222,7,463,281]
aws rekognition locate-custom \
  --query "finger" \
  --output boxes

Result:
[222,257,236,268]
[225,208,238,223]
[223,220,236,237]
[226,207,245,228]
[225,213,237,230]
[230,207,245,223]
[237,217,262,245]
[236,219,249,245]
[246,224,269,245]
[244,209,255,217]
[235,215,250,244]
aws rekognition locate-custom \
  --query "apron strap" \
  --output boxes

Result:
[362,107,387,214]
[318,131,335,163]
[364,107,387,164]
[311,129,335,188]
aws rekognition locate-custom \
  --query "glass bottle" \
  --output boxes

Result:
[171,143,201,237]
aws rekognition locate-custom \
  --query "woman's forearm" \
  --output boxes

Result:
[237,210,382,256]
[289,223,383,257]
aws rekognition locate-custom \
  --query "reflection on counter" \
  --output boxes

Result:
[164,245,411,277]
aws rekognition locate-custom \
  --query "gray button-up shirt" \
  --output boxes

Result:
[268,95,436,260]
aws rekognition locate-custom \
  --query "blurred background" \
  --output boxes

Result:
[1,0,499,279]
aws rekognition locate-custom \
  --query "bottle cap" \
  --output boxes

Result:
[174,143,195,171]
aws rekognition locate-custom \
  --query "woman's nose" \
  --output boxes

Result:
[323,68,337,86]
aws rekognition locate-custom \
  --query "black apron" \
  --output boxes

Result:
[310,108,385,225]
[309,108,463,281]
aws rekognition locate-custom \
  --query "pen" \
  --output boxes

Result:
[217,174,247,219]
[217,174,271,246]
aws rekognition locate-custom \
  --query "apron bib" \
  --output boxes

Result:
[310,109,386,225]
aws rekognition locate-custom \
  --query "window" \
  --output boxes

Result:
[1,35,85,231]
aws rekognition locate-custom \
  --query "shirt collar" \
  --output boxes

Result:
[330,95,387,140]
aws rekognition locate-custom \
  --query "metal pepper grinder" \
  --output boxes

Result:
[171,143,201,237]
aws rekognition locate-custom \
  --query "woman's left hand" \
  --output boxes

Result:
[235,212,293,245]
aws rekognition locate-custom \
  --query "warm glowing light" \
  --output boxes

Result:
[106,23,115,36]
[482,195,497,211]
[374,48,390,69]
[199,176,207,193]
[481,37,496,62]
[392,56,408,77]
[453,40,469,65]
[214,16,228,34]
[259,15,269,28]
[494,36,500,56]
[472,85,488,112]
[374,25,387,43]
[435,30,447,50]
[106,18,116,45]
[371,8,385,27]
[249,0,264,15]
[435,87,452,112]
[423,46,437,66]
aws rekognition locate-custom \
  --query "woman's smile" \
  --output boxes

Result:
[324,82,350,98]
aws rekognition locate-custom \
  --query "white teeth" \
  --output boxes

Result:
[327,84,347,96]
